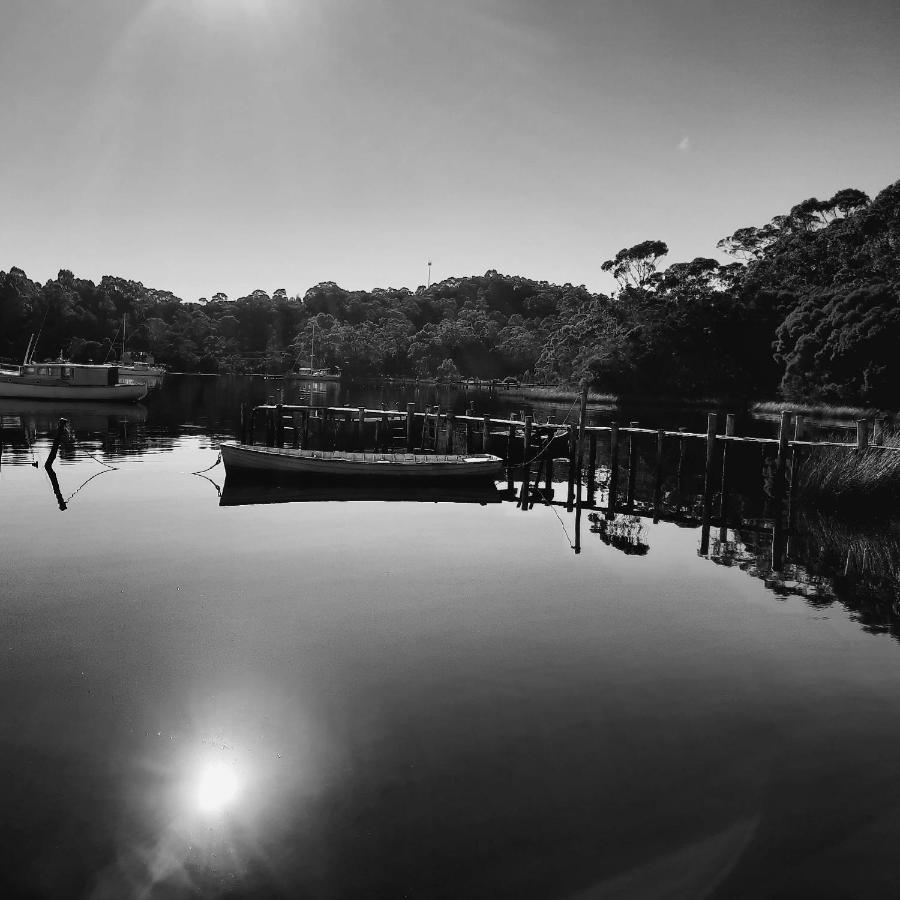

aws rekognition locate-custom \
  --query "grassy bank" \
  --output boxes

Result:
[798,431,900,515]
[752,399,880,418]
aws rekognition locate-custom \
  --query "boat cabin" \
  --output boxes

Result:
[20,363,121,385]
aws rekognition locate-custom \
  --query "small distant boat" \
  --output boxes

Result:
[0,362,148,402]
[286,367,341,382]
[109,316,166,390]
[285,321,341,381]
[220,442,504,480]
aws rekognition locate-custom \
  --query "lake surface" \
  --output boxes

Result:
[4,377,900,898]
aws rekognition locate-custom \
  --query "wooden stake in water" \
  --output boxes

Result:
[587,433,598,503]
[406,402,415,451]
[718,413,735,541]
[626,421,639,510]
[699,412,718,555]
[653,428,664,524]
[45,418,68,470]
[606,422,620,520]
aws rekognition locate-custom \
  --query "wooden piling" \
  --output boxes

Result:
[275,403,284,446]
[606,422,620,520]
[45,418,68,469]
[676,426,687,497]
[566,423,577,511]
[519,414,533,511]
[771,410,793,570]
[265,407,275,447]
[718,413,735,541]
[652,428,664,523]
[239,403,246,443]
[302,408,310,448]
[587,433,598,503]
[248,407,257,445]
[699,412,718,554]
[856,419,869,452]
[446,412,455,454]
[292,410,300,448]
[626,421,639,510]
[575,383,588,489]
[482,414,491,454]
[406,402,415,451]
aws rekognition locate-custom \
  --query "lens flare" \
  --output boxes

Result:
[196,762,240,814]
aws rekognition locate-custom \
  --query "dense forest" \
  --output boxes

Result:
[1,179,898,404]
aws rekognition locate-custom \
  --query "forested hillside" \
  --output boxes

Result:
[1,179,898,404]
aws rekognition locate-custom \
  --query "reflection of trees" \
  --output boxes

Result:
[709,511,900,640]
[587,513,649,555]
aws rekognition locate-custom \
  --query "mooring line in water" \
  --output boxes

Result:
[548,499,574,550]
[62,468,112,504]
[63,423,118,470]
[192,453,222,475]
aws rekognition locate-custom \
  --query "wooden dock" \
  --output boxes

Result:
[239,390,896,567]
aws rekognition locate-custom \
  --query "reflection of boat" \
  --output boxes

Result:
[0,362,147,402]
[0,398,148,424]
[220,442,505,480]
[220,476,502,506]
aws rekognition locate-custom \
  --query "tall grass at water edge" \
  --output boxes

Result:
[798,429,900,514]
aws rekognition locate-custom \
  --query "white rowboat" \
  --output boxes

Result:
[220,441,505,480]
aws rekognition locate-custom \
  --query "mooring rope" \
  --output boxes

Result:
[60,424,118,469]
[192,453,222,475]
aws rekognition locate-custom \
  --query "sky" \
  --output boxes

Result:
[1,0,898,302]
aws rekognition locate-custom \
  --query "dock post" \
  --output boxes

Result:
[292,410,300,448]
[606,422,619,519]
[718,413,735,541]
[575,383,589,495]
[302,408,310,448]
[466,404,475,452]
[357,407,365,450]
[519,414,533,510]
[653,428,664,523]
[248,408,257,445]
[275,403,285,447]
[446,412,455,454]
[856,419,869,452]
[566,423,577,512]
[482,414,491,454]
[771,410,793,570]
[699,412,718,554]
[506,413,518,493]
[626,421,639,510]
[406,403,415,451]
[239,403,246,443]
[45,418,68,469]
[587,433,598,503]
[265,408,275,447]
[676,426,687,497]
[794,415,805,443]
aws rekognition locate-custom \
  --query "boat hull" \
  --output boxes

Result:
[0,377,148,402]
[220,442,505,480]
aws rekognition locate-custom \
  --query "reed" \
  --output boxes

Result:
[753,399,878,417]
[798,429,900,513]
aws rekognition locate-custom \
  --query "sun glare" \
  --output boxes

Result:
[196,762,241,815]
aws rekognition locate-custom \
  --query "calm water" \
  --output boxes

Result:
[3,378,900,898]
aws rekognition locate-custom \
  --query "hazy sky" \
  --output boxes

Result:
[1,0,898,301]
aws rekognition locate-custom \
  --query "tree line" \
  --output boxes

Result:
[1,178,897,404]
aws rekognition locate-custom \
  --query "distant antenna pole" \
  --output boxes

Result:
[427,259,432,288]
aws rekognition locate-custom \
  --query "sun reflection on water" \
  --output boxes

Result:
[195,760,241,815]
